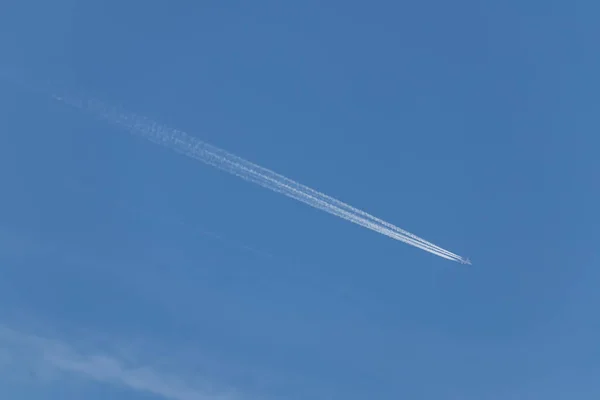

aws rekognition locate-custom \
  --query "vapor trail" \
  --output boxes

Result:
[53,94,468,263]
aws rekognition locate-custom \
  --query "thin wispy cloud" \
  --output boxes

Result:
[0,326,240,400]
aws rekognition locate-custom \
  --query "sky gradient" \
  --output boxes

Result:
[1,1,599,399]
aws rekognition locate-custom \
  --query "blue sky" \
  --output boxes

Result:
[1,0,599,399]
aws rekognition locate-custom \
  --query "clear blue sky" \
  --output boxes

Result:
[1,1,599,399]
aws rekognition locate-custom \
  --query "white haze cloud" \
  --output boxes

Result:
[0,326,240,400]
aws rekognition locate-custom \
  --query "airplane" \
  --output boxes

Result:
[460,257,472,265]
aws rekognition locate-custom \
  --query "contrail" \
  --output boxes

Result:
[50,93,468,263]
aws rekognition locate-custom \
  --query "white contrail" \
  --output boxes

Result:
[52,93,468,263]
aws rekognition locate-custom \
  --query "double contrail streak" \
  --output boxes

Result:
[53,94,469,264]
